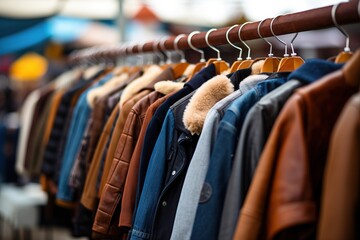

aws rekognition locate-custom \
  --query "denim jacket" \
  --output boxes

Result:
[133,65,216,223]
[190,72,290,240]
[131,66,217,240]
[170,73,269,240]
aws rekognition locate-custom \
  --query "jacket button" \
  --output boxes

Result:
[171,170,176,176]
[162,201,167,207]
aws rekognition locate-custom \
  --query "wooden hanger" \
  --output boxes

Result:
[331,3,353,64]
[236,22,255,70]
[280,32,304,71]
[187,31,207,79]
[335,51,353,63]
[256,18,281,73]
[344,49,360,88]
[225,24,244,73]
[261,57,280,73]
[205,28,229,74]
[171,34,190,79]
[269,15,304,72]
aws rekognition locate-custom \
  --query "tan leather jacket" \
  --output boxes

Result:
[233,51,360,240]
[318,52,360,240]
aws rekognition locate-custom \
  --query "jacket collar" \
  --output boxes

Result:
[154,81,185,95]
[288,59,343,84]
[184,64,216,90]
[141,67,175,91]
[183,74,235,135]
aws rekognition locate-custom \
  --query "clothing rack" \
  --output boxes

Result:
[69,1,360,64]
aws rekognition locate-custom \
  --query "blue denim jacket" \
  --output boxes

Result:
[132,64,216,224]
[56,73,112,202]
[190,72,290,240]
[131,66,216,240]
[131,110,175,240]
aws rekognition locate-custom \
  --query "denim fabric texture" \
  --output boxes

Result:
[130,110,175,240]
[134,64,216,218]
[170,73,269,240]
[151,92,199,240]
[131,65,217,240]
[190,72,290,240]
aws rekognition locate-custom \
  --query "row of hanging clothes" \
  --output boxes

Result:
[15,1,360,240]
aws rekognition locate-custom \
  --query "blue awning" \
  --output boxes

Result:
[0,16,90,55]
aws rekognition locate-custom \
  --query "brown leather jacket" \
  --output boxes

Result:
[233,52,359,240]
[93,68,174,238]
[92,90,164,237]
[98,67,176,195]
[80,105,120,210]
[318,52,360,240]
[119,93,173,229]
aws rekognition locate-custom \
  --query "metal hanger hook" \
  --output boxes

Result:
[290,32,299,56]
[332,3,351,52]
[257,19,274,57]
[174,34,187,63]
[226,24,243,61]
[187,31,205,62]
[205,28,222,60]
[270,15,289,57]
[238,22,252,60]
[137,41,146,65]
[160,36,172,64]
[153,39,165,65]
[137,41,145,54]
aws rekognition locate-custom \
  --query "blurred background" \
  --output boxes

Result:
[0,0,359,239]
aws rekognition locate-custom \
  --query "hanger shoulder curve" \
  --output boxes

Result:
[188,62,206,79]
[229,60,242,73]
[237,59,254,70]
[261,57,280,73]
[172,62,190,79]
[335,51,353,63]
[277,56,304,72]
[214,60,229,74]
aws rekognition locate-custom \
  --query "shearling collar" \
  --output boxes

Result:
[119,65,162,106]
[154,80,185,95]
[183,74,234,135]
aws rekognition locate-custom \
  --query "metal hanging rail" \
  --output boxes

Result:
[69,1,360,64]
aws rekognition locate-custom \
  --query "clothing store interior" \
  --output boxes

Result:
[0,0,360,239]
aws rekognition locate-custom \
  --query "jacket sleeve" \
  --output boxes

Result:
[130,110,175,240]
[233,94,316,240]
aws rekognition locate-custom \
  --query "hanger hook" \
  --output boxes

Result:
[153,39,165,65]
[270,15,289,57]
[290,32,299,56]
[127,43,134,55]
[160,36,172,64]
[137,41,145,65]
[187,31,205,62]
[205,28,221,60]
[174,34,187,63]
[133,43,142,66]
[257,19,274,58]
[332,3,351,52]
[226,24,243,61]
[238,22,252,60]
